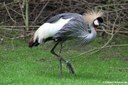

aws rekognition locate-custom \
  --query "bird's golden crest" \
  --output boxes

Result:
[84,10,103,25]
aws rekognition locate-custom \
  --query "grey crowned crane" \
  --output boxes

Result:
[29,10,104,78]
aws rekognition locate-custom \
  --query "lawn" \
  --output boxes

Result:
[0,38,128,85]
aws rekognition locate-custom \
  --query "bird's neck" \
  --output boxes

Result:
[88,25,97,40]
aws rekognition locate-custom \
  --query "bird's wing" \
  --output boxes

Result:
[53,19,89,44]
[46,13,90,44]
[46,14,63,23]
[47,13,85,23]
[47,13,77,23]
[47,13,88,31]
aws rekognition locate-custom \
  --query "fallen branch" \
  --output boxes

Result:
[77,44,128,57]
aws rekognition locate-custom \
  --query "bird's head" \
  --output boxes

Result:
[84,10,104,30]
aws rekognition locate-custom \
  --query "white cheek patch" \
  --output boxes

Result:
[94,20,99,25]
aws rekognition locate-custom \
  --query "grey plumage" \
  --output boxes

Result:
[47,13,91,45]
[47,13,86,26]
[29,11,104,78]
[53,19,89,44]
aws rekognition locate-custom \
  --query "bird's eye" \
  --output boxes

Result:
[97,17,103,23]
[94,20,99,26]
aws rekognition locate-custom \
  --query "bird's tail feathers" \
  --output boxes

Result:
[28,34,40,48]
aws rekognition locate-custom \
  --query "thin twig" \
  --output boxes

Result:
[7,7,23,16]
[0,26,39,28]
[32,0,50,24]
[25,0,29,31]
[4,2,16,23]
[75,44,128,58]
[19,3,26,25]
[96,3,127,8]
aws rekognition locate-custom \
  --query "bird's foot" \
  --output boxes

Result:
[66,61,75,74]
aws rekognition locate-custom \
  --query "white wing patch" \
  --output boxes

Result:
[34,18,72,43]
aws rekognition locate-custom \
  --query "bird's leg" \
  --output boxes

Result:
[51,42,63,78]
[59,42,63,54]
[51,42,75,78]
[59,43,75,74]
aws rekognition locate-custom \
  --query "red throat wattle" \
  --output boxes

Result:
[94,26,97,30]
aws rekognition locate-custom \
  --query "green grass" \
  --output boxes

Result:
[0,39,128,85]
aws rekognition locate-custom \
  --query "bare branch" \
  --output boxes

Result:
[3,2,16,23]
